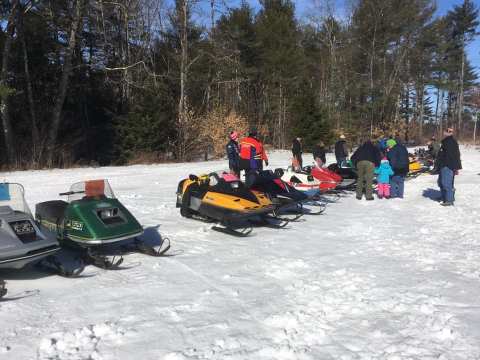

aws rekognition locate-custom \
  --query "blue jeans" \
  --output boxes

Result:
[438,167,455,203]
[390,175,405,198]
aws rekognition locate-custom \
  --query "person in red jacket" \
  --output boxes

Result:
[239,128,269,172]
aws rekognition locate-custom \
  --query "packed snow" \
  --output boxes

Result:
[1,146,480,360]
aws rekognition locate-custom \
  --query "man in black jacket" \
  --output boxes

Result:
[351,138,382,200]
[292,137,303,170]
[335,135,349,166]
[386,139,409,198]
[436,128,462,206]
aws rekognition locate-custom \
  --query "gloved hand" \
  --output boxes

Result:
[265,160,269,167]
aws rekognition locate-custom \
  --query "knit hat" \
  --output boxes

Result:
[340,134,346,139]
[386,139,397,148]
[229,131,238,141]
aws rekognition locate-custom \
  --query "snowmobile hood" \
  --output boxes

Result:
[63,197,144,245]
[0,211,59,269]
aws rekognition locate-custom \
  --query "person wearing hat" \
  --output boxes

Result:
[350,137,382,200]
[335,134,349,166]
[292,137,303,171]
[239,127,269,172]
[436,128,461,206]
[226,131,240,176]
[386,138,409,198]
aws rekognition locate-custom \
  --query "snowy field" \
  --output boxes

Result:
[1,146,480,360]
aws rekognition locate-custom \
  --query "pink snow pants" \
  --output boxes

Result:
[377,183,391,198]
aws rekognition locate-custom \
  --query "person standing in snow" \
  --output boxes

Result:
[239,128,269,172]
[436,128,462,206]
[374,157,394,199]
[351,137,381,200]
[292,137,303,171]
[334,135,349,166]
[226,131,240,176]
[386,139,409,199]
[313,141,327,168]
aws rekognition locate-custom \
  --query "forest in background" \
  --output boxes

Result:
[0,0,479,168]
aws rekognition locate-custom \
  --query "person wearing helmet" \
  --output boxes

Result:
[226,131,240,176]
[239,127,269,172]
[335,134,349,166]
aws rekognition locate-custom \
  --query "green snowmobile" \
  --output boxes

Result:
[35,179,170,269]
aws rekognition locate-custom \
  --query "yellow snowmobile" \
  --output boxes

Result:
[176,173,276,236]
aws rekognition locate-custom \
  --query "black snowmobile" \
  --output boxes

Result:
[327,162,357,190]
[248,170,326,216]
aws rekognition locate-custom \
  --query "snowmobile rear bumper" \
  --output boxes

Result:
[0,244,60,269]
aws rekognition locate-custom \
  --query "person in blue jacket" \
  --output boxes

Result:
[374,157,394,199]
[386,139,409,198]
[226,131,240,176]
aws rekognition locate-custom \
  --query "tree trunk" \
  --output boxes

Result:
[177,0,188,161]
[19,12,40,164]
[46,0,84,166]
[0,0,20,166]
[457,40,465,138]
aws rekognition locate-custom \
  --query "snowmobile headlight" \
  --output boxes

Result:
[97,208,118,219]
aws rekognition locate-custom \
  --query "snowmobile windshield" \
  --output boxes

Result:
[67,179,116,202]
[0,183,32,216]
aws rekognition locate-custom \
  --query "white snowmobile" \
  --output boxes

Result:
[0,183,60,270]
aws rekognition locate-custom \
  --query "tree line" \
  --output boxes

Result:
[0,0,478,168]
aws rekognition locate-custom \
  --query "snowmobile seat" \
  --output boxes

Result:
[0,205,14,215]
[35,200,68,225]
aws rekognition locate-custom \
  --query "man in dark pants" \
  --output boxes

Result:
[436,128,462,206]
[351,138,382,200]
[335,134,349,166]
[292,137,303,170]
[226,131,240,176]
[386,139,409,198]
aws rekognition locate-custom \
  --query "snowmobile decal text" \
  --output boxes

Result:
[66,220,84,231]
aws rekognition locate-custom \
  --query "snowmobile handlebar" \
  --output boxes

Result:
[59,190,85,196]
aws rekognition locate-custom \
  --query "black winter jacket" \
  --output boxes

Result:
[292,139,302,156]
[226,139,240,170]
[387,143,409,176]
[313,146,326,164]
[351,141,381,167]
[437,136,462,171]
[334,140,348,159]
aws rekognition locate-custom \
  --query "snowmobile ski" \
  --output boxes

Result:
[38,255,86,278]
[211,225,253,237]
[0,288,40,302]
[122,237,171,257]
[83,248,124,270]
[250,216,289,229]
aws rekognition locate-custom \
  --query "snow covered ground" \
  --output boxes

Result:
[1,146,480,360]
